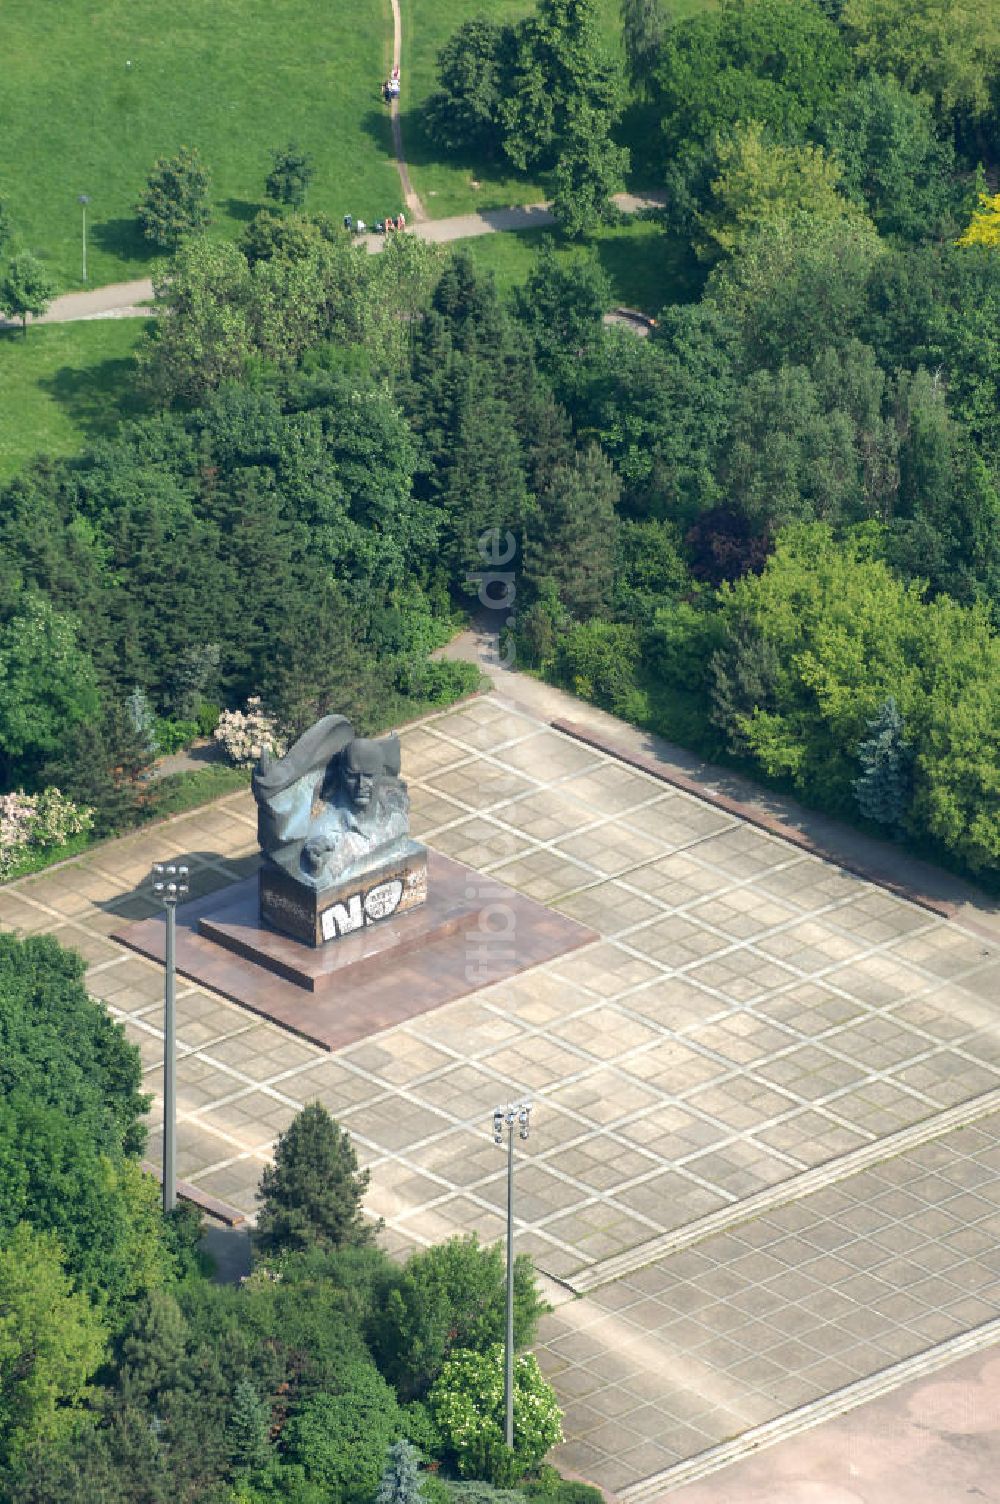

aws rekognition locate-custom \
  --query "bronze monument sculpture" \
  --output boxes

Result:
[252,714,427,945]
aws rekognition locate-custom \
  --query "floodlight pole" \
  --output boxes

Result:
[493,1101,532,1449]
[152,862,189,1212]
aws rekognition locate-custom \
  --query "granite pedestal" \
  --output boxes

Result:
[112,851,598,1051]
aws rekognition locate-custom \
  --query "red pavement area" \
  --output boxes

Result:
[667,1347,1000,1504]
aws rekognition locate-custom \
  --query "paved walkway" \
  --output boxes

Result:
[15,191,667,328]
[3,692,999,1498]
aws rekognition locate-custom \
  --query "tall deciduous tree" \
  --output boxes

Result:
[621,0,665,90]
[135,145,211,250]
[819,75,958,242]
[369,1235,549,1401]
[0,1224,107,1468]
[265,141,314,208]
[255,1103,376,1259]
[841,0,1000,122]
[700,122,868,258]
[0,595,99,785]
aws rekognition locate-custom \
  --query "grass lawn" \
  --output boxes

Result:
[0,319,150,480]
[1,0,401,290]
[453,216,703,315]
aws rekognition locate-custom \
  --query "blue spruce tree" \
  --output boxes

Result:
[853,696,913,834]
[375,1440,425,1504]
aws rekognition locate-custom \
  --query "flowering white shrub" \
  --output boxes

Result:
[428,1344,563,1484]
[213,696,287,768]
[0,788,94,879]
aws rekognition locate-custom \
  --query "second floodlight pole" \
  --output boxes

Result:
[505,1108,515,1447]
[153,862,189,1214]
[494,1101,531,1450]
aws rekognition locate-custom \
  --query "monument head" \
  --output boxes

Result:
[339,735,401,811]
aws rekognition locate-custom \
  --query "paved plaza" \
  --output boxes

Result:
[2,692,999,1497]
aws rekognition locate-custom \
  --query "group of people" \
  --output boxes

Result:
[383,65,400,101]
[342,211,406,235]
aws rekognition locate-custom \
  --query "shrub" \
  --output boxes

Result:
[427,1345,562,1485]
[522,1471,604,1504]
[370,1236,549,1401]
[214,697,287,768]
[0,789,93,879]
[552,621,640,715]
[153,717,200,755]
[283,1368,401,1503]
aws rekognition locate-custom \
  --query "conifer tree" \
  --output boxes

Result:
[228,1376,272,1473]
[853,696,913,832]
[255,1103,375,1259]
[375,1439,425,1504]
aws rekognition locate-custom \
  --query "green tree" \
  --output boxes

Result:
[0,595,99,785]
[700,121,868,257]
[139,238,255,403]
[723,523,1000,869]
[369,1235,549,1402]
[375,1439,425,1504]
[853,695,913,831]
[283,1371,401,1504]
[818,75,958,242]
[265,142,314,208]
[135,145,211,250]
[709,612,782,757]
[255,1104,375,1259]
[841,0,1000,122]
[550,108,629,235]
[621,0,665,90]
[501,0,627,175]
[0,252,56,336]
[425,20,515,158]
[706,212,884,369]
[527,445,620,619]
[228,1376,273,1474]
[652,0,852,160]
[0,1224,107,1468]
[514,239,611,386]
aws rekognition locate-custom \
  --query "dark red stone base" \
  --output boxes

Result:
[111,851,597,1051]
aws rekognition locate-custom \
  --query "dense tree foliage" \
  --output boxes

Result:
[425,0,628,229]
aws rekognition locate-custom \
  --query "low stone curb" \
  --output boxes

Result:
[141,1160,246,1226]
[569,1085,1000,1292]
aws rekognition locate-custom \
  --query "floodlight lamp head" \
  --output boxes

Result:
[493,1108,504,1144]
[519,1103,532,1139]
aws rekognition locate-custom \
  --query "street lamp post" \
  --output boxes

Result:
[493,1101,532,1449]
[78,194,90,282]
[152,862,189,1213]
